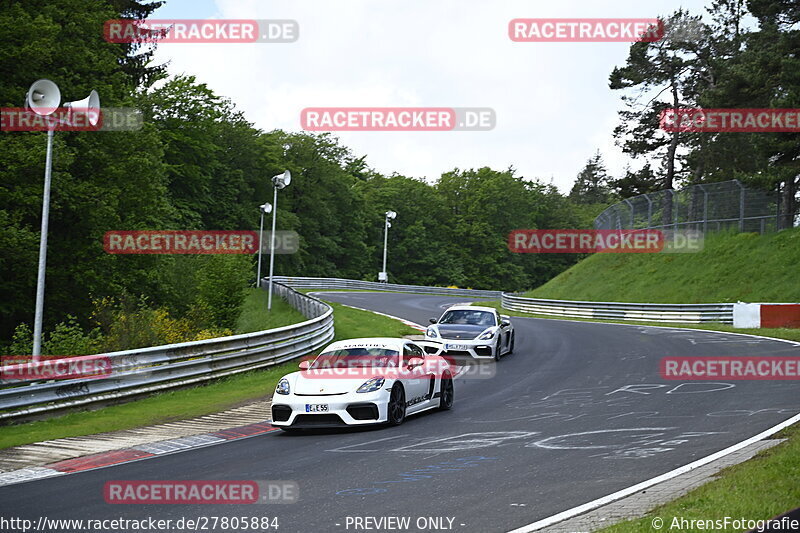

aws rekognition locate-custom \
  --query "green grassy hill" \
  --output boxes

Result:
[525,228,800,303]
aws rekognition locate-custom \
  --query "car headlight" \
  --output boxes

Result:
[276,378,290,395]
[426,327,438,338]
[356,377,385,393]
[477,328,495,340]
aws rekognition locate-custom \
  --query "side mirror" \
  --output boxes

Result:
[299,360,311,370]
[501,319,511,327]
[406,356,424,369]
[429,317,438,324]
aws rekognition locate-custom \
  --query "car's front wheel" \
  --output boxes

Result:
[387,383,406,426]
[438,373,454,410]
[494,336,503,361]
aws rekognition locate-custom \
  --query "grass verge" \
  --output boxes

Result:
[525,228,800,303]
[328,301,418,342]
[0,297,416,450]
[236,288,306,333]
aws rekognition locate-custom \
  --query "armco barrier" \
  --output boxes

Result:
[0,283,333,421]
[272,276,502,299]
[501,293,734,324]
[275,276,737,324]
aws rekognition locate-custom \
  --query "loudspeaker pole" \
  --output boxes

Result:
[267,171,292,311]
[31,127,54,360]
[267,186,278,310]
[24,80,99,361]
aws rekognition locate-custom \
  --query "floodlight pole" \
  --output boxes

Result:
[257,203,271,288]
[380,210,396,283]
[382,215,389,277]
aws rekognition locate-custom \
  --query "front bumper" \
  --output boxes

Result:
[425,337,496,359]
[271,389,389,427]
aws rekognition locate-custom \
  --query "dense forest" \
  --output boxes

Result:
[1,0,797,351]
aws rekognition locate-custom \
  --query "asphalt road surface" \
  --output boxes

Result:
[1,292,798,533]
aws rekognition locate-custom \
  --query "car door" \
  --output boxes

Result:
[494,311,506,351]
[401,343,432,413]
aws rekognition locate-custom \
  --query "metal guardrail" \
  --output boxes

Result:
[0,277,738,422]
[0,283,333,421]
[273,276,502,299]
[276,276,732,323]
[502,293,733,324]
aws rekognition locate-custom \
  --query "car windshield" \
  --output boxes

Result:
[439,310,496,326]
[311,347,400,369]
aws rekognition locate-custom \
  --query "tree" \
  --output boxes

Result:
[698,0,800,227]
[612,163,660,198]
[0,0,171,340]
[569,151,614,204]
[610,10,714,222]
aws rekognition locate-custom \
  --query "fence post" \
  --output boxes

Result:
[672,190,678,229]
[736,179,745,231]
[646,194,652,228]
[697,184,708,234]
[624,198,634,228]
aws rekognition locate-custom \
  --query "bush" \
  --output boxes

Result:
[4,255,254,355]
[7,317,101,357]
[8,323,32,355]
[43,315,102,356]
[194,255,252,330]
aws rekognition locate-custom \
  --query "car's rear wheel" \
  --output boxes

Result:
[387,383,406,426]
[438,373,454,410]
[507,333,515,355]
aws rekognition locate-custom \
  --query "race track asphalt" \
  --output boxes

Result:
[1,291,798,533]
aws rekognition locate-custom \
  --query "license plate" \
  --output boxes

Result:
[445,344,469,351]
[305,404,329,412]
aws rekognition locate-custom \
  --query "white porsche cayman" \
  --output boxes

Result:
[270,338,455,430]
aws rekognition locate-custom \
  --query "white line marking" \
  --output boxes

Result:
[0,467,63,486]
[310,294,427,332]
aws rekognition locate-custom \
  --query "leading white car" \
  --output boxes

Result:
[425,305,515,360]
[270,337,455,431]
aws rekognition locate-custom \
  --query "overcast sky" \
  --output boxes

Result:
[151,0,712,192]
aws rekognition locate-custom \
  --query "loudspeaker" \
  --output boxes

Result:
[273,170,292,189]
[26,79,61,116]
[65,90,101,126]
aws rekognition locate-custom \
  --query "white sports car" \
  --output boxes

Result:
[270,337,455,430]
[425,305,515,361]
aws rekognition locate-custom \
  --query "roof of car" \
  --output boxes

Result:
[324,337,408,351]
[442,305,497,313]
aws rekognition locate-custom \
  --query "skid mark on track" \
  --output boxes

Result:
[326,435,407,453]
[391,431,540,452]
[528,428,724,460]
